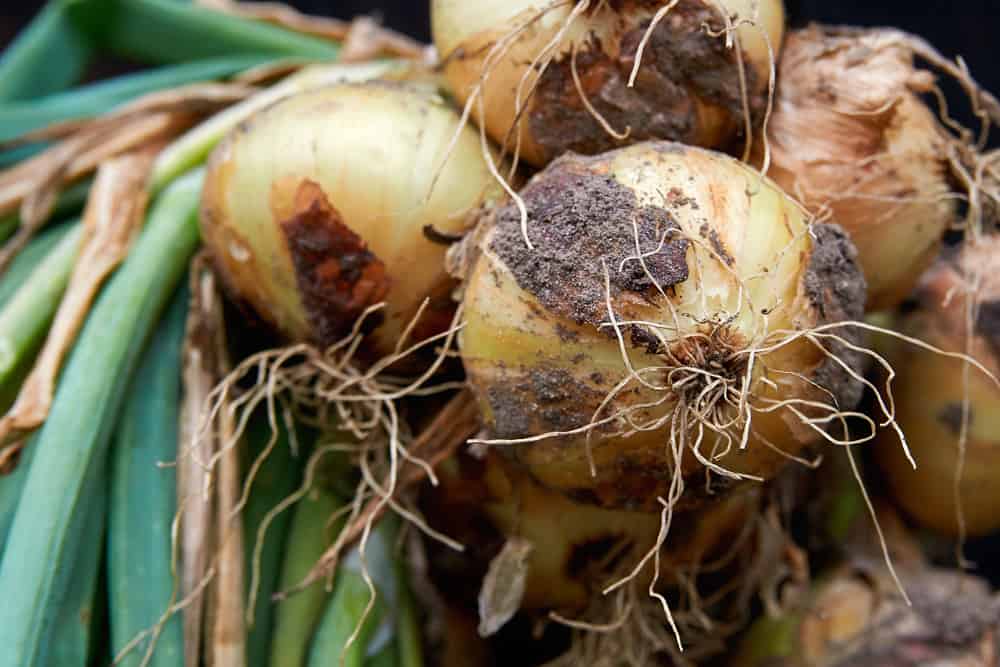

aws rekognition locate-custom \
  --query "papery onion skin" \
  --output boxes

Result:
[422,448,756,612]
[201,79,503,359]
[459,142,866,512]
[874,239,1000,537]
[432,0,785,167]
[762,25,954,312]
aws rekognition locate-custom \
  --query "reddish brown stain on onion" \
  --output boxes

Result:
[280,180,391,346]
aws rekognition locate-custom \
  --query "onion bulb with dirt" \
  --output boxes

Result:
[432,0,785,167]
[761,25,956,311]
[458,141,867,512]
[874,238,1000,537]
[200,80,504,360]
[422,447,756,616]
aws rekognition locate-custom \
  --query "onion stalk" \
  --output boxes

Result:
[459,141,866,511]
[432,0,784,166]
[761,25,956,311]
[201,79,503,359]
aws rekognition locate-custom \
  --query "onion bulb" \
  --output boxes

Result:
[736,565,999,666]
[874,238,1000,537]
[459,142,866,511]
[201,80,503,358]
[422,447,755,612]
[432,0,785,167]
[762,25,955,311]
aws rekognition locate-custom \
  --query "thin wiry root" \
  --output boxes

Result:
[187,297,472,604]
[545,489,785,667]
[115,275,472,664]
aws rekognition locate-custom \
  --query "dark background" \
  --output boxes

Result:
[3,1,1000,99]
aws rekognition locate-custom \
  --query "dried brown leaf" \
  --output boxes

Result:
[198,0,430,62]
[1,82,257,151]
[0,150,156,466]
[0,111,194,274]
[211,375,247,667]
[178,259,227,667]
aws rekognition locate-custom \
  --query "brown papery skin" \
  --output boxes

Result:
[763,25,954,311]
[875,239,1000,537]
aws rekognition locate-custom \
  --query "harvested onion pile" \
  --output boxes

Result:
[0,2,998,667]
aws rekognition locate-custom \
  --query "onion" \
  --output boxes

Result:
[874,238,1000,537]
[732,566,1000,667]
[200,79,503,358]
[459,141,867,511]
[737,565,999,666]
[432,0,784,167]
[422,447,755,612]
[762,25,955,311]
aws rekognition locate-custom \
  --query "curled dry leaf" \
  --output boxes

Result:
[177,258,228,667]
[0,113,189,273]
[477,537,534,638]
[198,0,431,62]
[0,83,256,273]
[0,150,155,468]
[211,325,248,667]
[0,82,257,150]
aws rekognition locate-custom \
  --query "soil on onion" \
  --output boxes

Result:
[803,222,868,411]
[527,0,762,162]
[490,153,689,327]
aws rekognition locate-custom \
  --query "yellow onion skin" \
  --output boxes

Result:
[874,239,1000,537]
[422,448,756,612]
[460,142,866,512]
[201,80,503,358]
[763,26,955,312]
[432,0,784,167]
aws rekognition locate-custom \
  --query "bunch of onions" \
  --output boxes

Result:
[432,0,785,167]
[762,25,956,311]
[459,141,867,511]
[874,237,1000,537]
[422,447,756,613]
[200,78,504,359]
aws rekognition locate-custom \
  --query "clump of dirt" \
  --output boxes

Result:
[529,0,761,162]
[490,154,689,327]
[803,222,868,411]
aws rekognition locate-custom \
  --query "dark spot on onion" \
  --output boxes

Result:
[280,180,391,346]
[529,0,761,162]
[974,299,1000,358]
[937,402,972,436]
